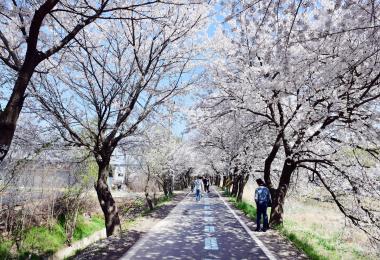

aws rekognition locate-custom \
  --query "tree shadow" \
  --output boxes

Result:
[71,192,187,260]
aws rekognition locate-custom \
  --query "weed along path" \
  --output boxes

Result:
[121,188,281,260]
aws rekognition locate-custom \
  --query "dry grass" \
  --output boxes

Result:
[240,178,379,260]
[284,197,377,260]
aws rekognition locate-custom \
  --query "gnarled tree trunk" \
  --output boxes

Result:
[168,176,173,196]
[145,193,154,211]
[231,173,240,197]
[0,67,36,163]
[0,0,60,164]
[222,174,228,188]
[214,175,220,186]
[269,159,296,227]
[95,162,121,237]
[236,174,249,202]
[144,169,154,211]
[162,184,169,196]
[225,173,233,192]
[185,168,192,188]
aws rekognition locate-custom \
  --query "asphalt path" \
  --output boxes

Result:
[121,188,276,260]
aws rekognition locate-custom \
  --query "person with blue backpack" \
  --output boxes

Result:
[254,178,271,232]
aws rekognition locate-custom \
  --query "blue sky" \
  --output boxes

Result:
[171,3,225,138]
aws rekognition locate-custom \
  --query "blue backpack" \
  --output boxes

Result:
[255,186,271,205]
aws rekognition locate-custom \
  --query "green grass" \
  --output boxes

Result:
[0,239,12,259]
[278,220,371,260]
[157,194,174,205]
[21,223,67,256]
[121,218,138,230]
[277,222,329,260]
[229,197,257,220]
[0,214,105,259]
[73,215,104,241]
[121,194,176,230]
[222,189,231,197]
[142,194,175,216]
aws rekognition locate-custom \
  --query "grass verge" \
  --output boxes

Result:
[0,214,105,259]
[0,239,12,259]
[121,194,175,228]
[224,190,371,260]
[142,194,175,216]
[73,215,104,241]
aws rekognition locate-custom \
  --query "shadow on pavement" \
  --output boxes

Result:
[70,192,187,260]
[122,190,270,260]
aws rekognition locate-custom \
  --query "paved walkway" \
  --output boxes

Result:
[121,189,276,260]
[71,192,188,260]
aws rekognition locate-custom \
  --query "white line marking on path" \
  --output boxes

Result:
[204,210,213,215]
[204,205,211,210]
[204,216,214,222]
[204,225,215,232]
[204,237,219,250]
[213,188,277,260]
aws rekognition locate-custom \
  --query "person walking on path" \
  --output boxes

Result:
[254,178,271,232]
[193,176,204,202]
[203,176,210,193]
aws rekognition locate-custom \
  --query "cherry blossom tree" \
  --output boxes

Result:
[193,0,380,239]
[0,0,171,163]
[30,3,208,236]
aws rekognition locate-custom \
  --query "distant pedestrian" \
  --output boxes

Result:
[254,178,271,232]
[203,176,210,193]
[193,176,204,202]
[190,177,195,191]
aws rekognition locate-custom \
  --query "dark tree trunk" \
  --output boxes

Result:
[0,0,108,164]
[168,176,173,196]
[263,135,282,225]
[225,173,233,192]
[264,135,282,191]
[181,168,191,189]
[153,193,157,206]
[0,0,61,163]
[144,171,154,210]
[186,169,191,187]
[162,181,169,196]
[236,174,249,202]
[0,67,36,163]
[95,162,121,237]
[222,175,227,188]
[145,193,154,211]
[231,174,239,197]
[215,175,220,186]
[162,173,173,196]
[270,159,296,227]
